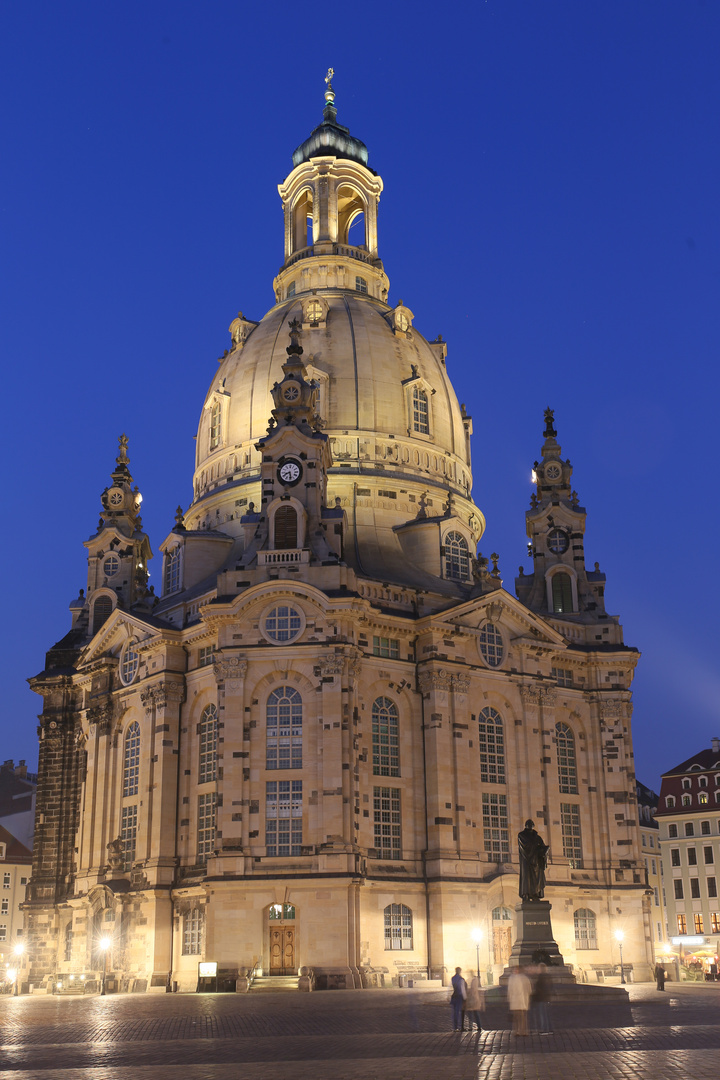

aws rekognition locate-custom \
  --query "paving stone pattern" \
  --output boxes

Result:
[0,983,718,1079]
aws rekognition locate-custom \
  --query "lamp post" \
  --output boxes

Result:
[615,929,626,984]
[471,928,482,979]
[12,943,24,996]
[99,937,111,996]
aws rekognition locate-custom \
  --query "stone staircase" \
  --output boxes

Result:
[249,974,298,993]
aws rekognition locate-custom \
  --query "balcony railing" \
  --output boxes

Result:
[258,548,310,565]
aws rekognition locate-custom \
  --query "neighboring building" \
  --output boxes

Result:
[0,823,32,968]
[24,78,652,992]
[637,781,667,959]
[0,760,37,851]
[655,738,720,978]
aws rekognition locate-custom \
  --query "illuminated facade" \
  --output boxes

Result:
[25,77,653,991]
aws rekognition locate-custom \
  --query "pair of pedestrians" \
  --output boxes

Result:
[508,963,552,1035]
[450,967,485,1032]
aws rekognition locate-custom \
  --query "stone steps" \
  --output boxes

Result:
[250,975,298,993]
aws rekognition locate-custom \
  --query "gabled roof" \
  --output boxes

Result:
[0,822,32,863]
[662,747,720,776]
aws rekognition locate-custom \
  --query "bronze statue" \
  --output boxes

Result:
[518,819,549,901]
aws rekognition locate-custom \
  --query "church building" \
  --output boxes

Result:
[25,76,653,991]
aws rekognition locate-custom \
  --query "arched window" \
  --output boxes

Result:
[123,722,140,797]
[372,697,399,777]
[682,794,691,806]
[273,505,298,550]
[266,686,303,770]
[164,548,181,595]
[479,622,504,667]
[384,903,412,950]
[556,722,578,794]
[209,401,222,450]
[445,532,469,580]
[574,909,597,949]
[552,572,573,613]
[478,707,505,783]
[199,704,218,784]
[492,906,513,921]
[92,595,112,635]
[292,189,313,253]
[412,386,429,434]
[665,795,675,808]
[120,639,139,686]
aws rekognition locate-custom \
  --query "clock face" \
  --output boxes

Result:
[278,460,301,485]
[108,489,123,506]
[544,463,562,482]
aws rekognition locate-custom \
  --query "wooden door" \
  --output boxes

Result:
[269,927,295,974]
[493,926,512,966]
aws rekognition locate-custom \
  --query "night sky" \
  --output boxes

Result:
[2,2,718,790]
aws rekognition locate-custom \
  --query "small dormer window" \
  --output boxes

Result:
[355,276,368,294]
[412,387,429,435]
[305,299,323,324]
[699,792,708,805]
[665,795,675,807]
[682,794,691,807]
[210,401,222,450]
[699,776,708,787]
[682,778,691,790]
[444,531,469,581]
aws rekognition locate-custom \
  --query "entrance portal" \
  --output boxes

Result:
[268,903,296,975]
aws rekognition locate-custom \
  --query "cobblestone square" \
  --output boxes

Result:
[0,982,718,1079]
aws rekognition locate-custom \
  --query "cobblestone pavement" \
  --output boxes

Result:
[0,982,717,1079]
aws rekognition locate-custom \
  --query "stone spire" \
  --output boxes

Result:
[267,320,321,434]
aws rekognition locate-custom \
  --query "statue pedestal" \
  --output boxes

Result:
[500,900,576,985]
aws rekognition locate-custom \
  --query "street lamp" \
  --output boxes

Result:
[12,943,24,996]
[615,930,626,985]
[471,928,483,979]
[99,937,111,996]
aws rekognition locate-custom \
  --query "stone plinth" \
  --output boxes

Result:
[500,900,576,985]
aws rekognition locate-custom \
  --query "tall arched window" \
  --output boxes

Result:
[199,704,218,784]
[478,707,505,783]
[384,903,413,950]
[552,572,573,613]
[412,386,429,434]
[266,686,303,770]
[274,505,298,550]
[164,548,181,595]
[123,722,140,797]
[556,722,578,794]
[574,908,597,949]
[92,595,112,635]
[209,401,222,449]
[444,532,469,580]
[372,697,399,777]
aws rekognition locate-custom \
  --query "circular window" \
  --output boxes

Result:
[547,528,569,555]
[120,639,140,685]
[478,622,504,668]
[103,555,120,578]
[261,604,305,644]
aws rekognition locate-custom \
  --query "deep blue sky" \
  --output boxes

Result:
[2,2,718,789]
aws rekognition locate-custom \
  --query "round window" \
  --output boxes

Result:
[103,555,120,578]
[120,639,140,685]
[261,604,305,644]
[547,528,569,555]
[478,622,504,668]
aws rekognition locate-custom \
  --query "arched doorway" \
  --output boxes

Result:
[268,903,296,975]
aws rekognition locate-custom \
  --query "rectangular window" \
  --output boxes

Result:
[3,873,10,888]
[0,925,6,942]
[182,907,204,955]
[266,781,302,857]
[355,276,368,294]
[701,820,711,835]
[551,666,573,687]
[688,847,697,866]
[20,877,27,885]
[0,900,8,914]
[649,835,654,848]
[560,803,583,868]
[654,887,660,907]
[694,913,704,934]
[197,792,217,864]
[373,786,401,860]
[372,636,400,659]
[198,645,216,668]
[482,792,510,863]
[708,877,717,899]
[704,846,714,864]
[120,804,137,870]
[690,877,700,899]
[711,912,720,933]
[384,903,413,951]
[652,859,656,874]
[685,823,694,836]
[674,879,684,900]
[668,824,677,838]
[656,922,662,941]
[677,913,687,934]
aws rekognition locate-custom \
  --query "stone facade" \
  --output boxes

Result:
[25,80,653,992]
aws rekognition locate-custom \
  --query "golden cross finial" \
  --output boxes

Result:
[324,67,335,103]
[325,67,334,86]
